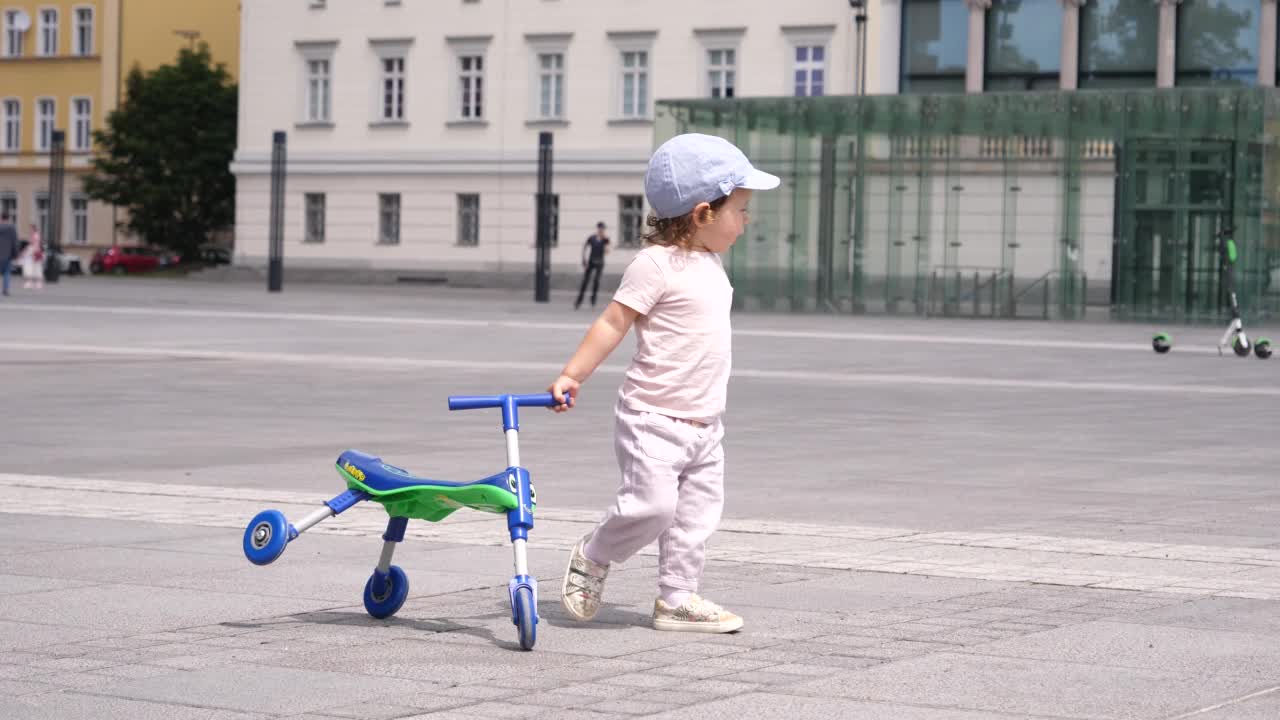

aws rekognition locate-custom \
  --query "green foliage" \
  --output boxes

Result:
[83,44,237,257]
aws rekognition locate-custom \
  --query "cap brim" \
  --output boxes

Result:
[740,168,781,190]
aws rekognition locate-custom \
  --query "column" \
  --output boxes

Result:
[1060,0,1084,90]
[1156,0,1182,88]
[877,0,903,95]
[1261,0,1277,86]
[966,0,992,93]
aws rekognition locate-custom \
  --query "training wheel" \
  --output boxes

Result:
[363,565,409,619]
[512,585,537,651]
[1233,336,1251,357]
[243,510,290,565]
[1256,339,1272,359]
[1152,334,1171,354]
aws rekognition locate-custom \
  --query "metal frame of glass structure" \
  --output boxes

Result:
[654,88,1280,323]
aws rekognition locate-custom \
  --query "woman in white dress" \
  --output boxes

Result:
[22,224,43,290]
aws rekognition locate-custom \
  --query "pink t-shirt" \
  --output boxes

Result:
[612,244,733,423]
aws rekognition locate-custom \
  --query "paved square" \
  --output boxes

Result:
[1,278,1278,718]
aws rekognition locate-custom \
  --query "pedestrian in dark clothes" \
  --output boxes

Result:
[575,221,610,309]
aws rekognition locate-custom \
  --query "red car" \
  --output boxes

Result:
[90,246,181,274]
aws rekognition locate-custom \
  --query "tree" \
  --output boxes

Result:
[84,44,237,258]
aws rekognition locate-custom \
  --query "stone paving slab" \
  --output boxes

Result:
[2,510,1279,719]
[6,475,1280,601]
[788,652,1269,719]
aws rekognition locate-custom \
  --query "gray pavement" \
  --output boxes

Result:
[1,277,1278,719]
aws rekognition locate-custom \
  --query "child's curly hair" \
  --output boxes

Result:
[642,196,730,249]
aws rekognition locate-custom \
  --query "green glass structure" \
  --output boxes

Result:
[653,88,1280,323]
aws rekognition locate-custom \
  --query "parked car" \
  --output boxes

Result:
[90,246,179,275]
[13,240,84,276]
[198,244,232,265]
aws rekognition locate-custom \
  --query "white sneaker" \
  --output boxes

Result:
[561,534,609,621]
[652,594,744,633]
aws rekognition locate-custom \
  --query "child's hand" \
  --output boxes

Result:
[547,375,580,413]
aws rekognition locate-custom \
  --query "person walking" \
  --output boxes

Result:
[22,223,44,290]
[574,221,610,310]
[0,212,17,296]
[548,133,781,633]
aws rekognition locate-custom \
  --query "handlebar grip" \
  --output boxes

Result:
[447,395,503,411]
[515,392,572,408]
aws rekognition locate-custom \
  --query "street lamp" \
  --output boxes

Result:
[173,29,200,49]
[849,0,868,96]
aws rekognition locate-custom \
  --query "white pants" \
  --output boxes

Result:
[584,401,725,592]
[22,255,43,284]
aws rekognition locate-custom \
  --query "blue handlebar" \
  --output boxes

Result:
[447,393,568,411]
[447,392,571,431]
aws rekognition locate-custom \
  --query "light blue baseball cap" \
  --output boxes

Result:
[644,133,781,219]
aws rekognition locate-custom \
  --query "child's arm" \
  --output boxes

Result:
[548,300,639,412]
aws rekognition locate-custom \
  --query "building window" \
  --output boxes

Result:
[70,194,87,244]
[34,191,49,240]
[378,193,400,244]
[708,48,736,98]
[537,53,564,119]
[381,55,405,121]
[307,58,331,122]
[985,0,1062,90]
[1078,0,1158,88]
[0,192,17,227]
[4,9,25,57]
[1177,0,1258,86]
[2,99,19,152]
[73,6,92,55]
[619,195,644,248]
[38,7,57,56]
[304,193,325,243]
[458,54,484,120]
[72,97,91,150]
[296,41,337,124]
[457,193,479,246]
[36,99,55,152]
[620,50,649,117]
[793,46,826,96]
[900,0,967,93]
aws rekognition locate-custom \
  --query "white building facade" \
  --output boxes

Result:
[230,0,866,282]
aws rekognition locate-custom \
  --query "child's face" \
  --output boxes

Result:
[693,188,752,254]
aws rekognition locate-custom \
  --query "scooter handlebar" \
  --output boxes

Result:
[447,393,571,411]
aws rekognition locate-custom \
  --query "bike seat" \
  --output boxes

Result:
[337,450,475,493]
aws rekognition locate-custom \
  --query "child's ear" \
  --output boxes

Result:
[692,202,714,226]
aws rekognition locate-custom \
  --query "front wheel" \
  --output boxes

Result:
[243,510,289,565]
[513,586,537,651]
[1233,335,1251,357]
[363,565,409,619]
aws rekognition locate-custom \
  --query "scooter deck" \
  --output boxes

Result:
[335,454,521,522]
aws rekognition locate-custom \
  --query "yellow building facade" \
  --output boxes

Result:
[0,0,238,257]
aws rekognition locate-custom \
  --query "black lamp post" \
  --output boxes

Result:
[849,0,868,96]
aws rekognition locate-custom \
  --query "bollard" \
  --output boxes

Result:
[267,131,286,293]
[534,132,554,303]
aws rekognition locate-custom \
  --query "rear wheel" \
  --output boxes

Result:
[363,565,409,619]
